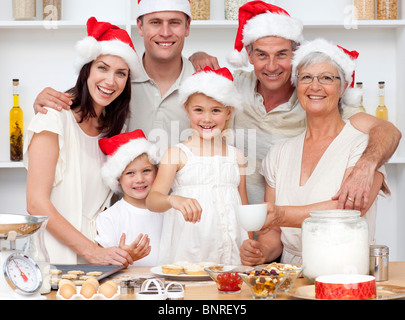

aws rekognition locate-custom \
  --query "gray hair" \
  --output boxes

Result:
[293,52,346,114]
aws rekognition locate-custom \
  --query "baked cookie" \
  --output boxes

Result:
[184,264,206,275]
[86,271,103,277]
[161,264,183,275]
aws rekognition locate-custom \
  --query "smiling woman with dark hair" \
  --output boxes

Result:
[24,17,140,266]
[66,60,131,139]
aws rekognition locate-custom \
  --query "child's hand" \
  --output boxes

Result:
[239,239,266,266]
[118,233,151,263]
[168,195,202,223]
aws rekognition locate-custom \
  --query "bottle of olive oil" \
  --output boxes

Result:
[10,79,23,161]
[356,82,366,112]
[375,81,388,121]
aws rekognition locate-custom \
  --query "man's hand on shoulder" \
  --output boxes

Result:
[33,87,72,114]
[189,51,220,71]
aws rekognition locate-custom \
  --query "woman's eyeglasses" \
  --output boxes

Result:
[297,73,341,85]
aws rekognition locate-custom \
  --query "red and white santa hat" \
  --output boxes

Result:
[291,38,361,107]
[227,1,304,68]
[99,129,160,193]
[136,0,192,19]
[179,66,242,111]
[74,17,141,77]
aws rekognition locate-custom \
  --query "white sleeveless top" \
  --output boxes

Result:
[159,143,248,265]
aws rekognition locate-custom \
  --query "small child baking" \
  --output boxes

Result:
[95,129,162,266]
[146,67,249,265]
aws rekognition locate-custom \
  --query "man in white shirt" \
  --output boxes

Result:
[129,1,194,149]
[33,0,219,150]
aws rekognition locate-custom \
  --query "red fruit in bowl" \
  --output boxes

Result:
[217,272,242,292]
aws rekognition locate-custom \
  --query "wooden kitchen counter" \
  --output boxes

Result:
[45,261,405,300]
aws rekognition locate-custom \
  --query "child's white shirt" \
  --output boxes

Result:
[95,198,164,266]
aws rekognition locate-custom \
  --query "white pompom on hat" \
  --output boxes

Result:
[227,1,304,68]
[74,17,141,77]
[99,129,160,194]
[179,66,243,111]
[291,38,361,107]
[136,0,192,19]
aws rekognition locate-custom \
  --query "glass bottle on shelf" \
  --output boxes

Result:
[376,81,388,120]
[10,79,23,161]
[225,0,247,20]
[356,82,366,112]
[190,0,210,20]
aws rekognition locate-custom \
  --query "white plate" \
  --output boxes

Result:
[150,266,211,281]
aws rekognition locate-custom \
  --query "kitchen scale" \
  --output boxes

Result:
[0,214,48,300]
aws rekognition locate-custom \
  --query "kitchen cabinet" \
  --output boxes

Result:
[0,0,404,259]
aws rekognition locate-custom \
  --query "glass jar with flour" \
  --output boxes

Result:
[302,210,369,282]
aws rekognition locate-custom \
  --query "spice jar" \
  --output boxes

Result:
[353,0,375,20]
[119,280,137,294]
[376,0,398,19]
[225,0,247,20]
[43,0,62,20]
[190,0,210,20]
[369,245,389,281]
[302,210,369,282]
[13,0,36,20]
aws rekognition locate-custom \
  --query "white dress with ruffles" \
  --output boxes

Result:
[159,143,248,265]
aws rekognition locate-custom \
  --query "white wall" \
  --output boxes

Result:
[0,0,404,261]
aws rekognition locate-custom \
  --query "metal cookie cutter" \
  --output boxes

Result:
[120,279,142,295]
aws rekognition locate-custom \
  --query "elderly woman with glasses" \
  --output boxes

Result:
[245,38,390,265]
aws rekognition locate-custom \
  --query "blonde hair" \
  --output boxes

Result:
[184,93,235,131]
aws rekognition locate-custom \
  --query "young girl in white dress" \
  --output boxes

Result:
[146,67,249,265]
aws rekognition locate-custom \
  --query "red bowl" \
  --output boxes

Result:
[315,274,376,300]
